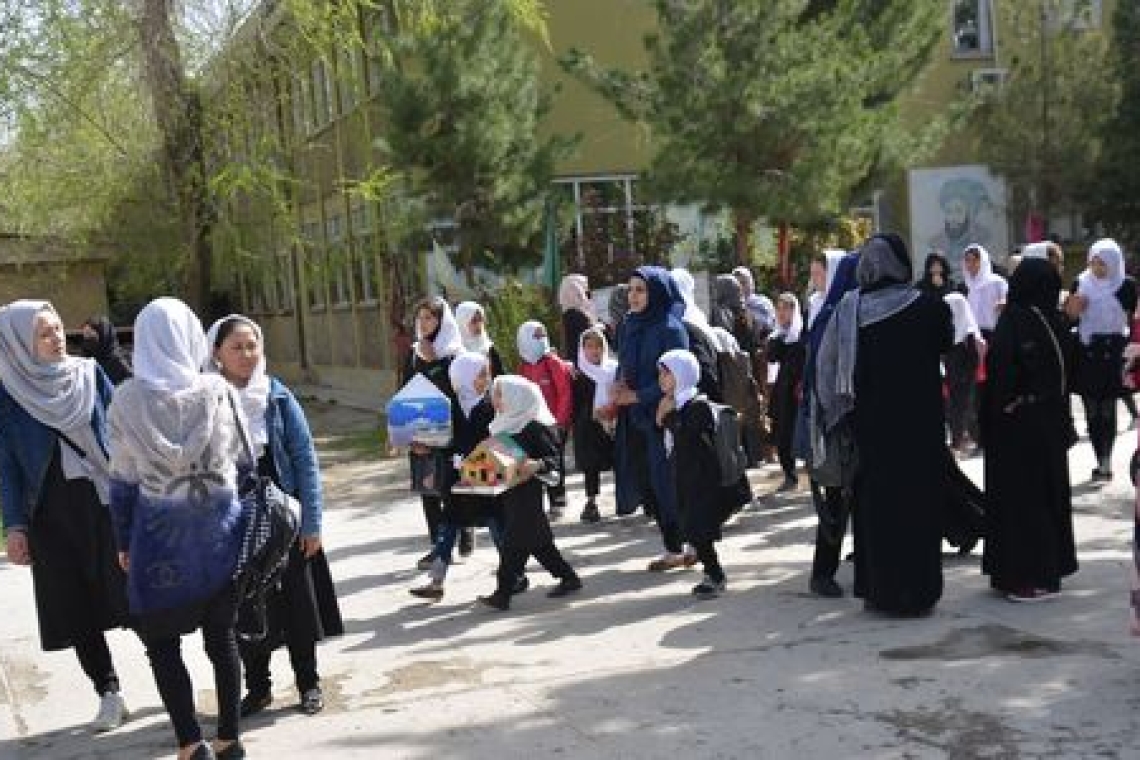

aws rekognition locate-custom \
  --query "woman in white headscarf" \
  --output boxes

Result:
[400,296,467,567]
[768,293,807,491]
[454,300,506,376]
[206,315,343,719]
[559,273,596,367]
[107,297,246,759]
[943,293,985,454]
[962,244,1008,338]
[477,376,581,611]
[1065,238,1138,480]
[0,300,130,732]
[670,267,724,402]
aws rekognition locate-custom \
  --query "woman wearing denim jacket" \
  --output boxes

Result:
[0,300,131,732]
[207,315,343,719]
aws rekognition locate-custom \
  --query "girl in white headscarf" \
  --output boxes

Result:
[572,326,618,523]
[410,352,522,601]
[0,300,130,732]
[768,293,807,491]
[559,273,596,367]
[962,244,1009,335]
[943,293,985,454]
[401,296,466,568]
[206,314,343,718]
[1066,238,1138,479]
[477,376,581,611]
[657,350,750,600]
[454,301,506,376]
[107,297,246,759]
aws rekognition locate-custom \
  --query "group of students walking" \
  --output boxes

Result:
[0,298,342,759]
[4,232,1140,757]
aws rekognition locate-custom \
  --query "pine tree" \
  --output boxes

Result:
[1091,0,1140,252]
[373,0,573,280]
[561,0,945,264]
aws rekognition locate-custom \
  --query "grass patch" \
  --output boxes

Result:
[319,426,389,458]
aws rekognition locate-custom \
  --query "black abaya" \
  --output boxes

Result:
[852,293,952,614]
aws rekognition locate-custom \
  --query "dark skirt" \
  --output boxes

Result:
[28,454,129,651]
[1074,334,1126,399]
[238,545,343,653]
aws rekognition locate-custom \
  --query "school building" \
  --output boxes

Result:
[212,0,1112,402]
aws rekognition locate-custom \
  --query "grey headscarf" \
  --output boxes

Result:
[0,299,111,500]
[815,235,920,433]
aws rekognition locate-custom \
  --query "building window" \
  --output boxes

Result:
[952,0,994,57]
[554,175,645,269]
[351,205,378,304]
[1048,0,1101,30]
[311,59,334,128]
[276,252,295,313]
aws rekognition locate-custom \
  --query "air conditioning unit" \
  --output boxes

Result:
[969,67,1009,95]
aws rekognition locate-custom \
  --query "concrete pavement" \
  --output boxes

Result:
[2,402,1139,759]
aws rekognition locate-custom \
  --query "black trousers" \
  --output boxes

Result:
[810,482,850,582]
[691,539,725,583]
[74,631,119,696]
[583,469,601,499]
[240,547,320,696]
[546,432,568,509]
[495,543,576,597]
[1082,395,1118,462]
[143,586,240,747]
[421,495,444,545]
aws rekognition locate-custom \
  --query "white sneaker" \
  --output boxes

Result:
[92,691,127,732]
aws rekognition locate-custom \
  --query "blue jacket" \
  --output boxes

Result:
[0,369,114,531]
[265,377,323,537]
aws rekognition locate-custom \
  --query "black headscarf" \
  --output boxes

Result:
[918,252,953,298]
[856,233,913,292]
[1007,257,1062,313]
[81,315,133,385]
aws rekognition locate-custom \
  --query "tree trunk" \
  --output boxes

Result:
[138,0,214,314]
[733,208,753,266]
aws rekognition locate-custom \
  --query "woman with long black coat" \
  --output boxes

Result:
[983,258,1078,601]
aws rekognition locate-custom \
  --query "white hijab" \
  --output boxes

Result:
[962,245,1008,331]
[558,274,595,319]
[415,298,463,362]
[807,250,846,329]
[577,326,618,410]
[489,375,555,436]
[774,292,804,344]
[1077,238,1128,343]
[711,326,741,354]
[670,268,710,327]
[448,350,490,418]
[0,300,109,500]
[659,348,700,410]
[943,292,984,346]
[1021,242,1050,260]
[454,301,494,355]
[133,297,209,391]
[205,314,271,449]
[516,320,552,365]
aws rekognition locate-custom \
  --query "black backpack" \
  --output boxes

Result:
[699,398,748,487]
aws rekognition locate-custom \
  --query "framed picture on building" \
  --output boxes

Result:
[908,165,1009,282]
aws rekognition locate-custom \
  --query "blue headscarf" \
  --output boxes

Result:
[805,253,860,398]
[617,265,686,383]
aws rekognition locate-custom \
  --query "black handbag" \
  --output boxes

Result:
[227,392,301,642]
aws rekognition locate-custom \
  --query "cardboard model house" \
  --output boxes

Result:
[460,435,526,488]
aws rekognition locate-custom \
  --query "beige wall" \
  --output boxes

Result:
[0,259,109,328]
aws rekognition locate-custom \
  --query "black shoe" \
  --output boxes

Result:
[300,687,324,716]
[215,740,246,760]
[409,583,444,601]
[239,691,271,718]
[692,576,727,599]
[810,577,843,598]
[416,551,436,570]
[512,575,530,595]
[189,744,215,760]
[547,577,583,598]
[579,501,601,523]
[477,592,510,611]
[458,528,475,557]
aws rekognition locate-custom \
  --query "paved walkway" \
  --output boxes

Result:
[2,403,1139,759]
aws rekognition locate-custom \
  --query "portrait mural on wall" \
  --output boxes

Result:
[909,165,1009,280]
